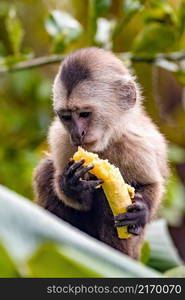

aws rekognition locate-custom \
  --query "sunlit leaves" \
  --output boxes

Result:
[5,7,24,55]
[132,23,178,57]
[45,10,83,53]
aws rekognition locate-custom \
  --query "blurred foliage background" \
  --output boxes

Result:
[0,0,185,265]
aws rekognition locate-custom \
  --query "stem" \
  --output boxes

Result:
[0,51,185,74]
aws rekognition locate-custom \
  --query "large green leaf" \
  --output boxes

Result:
[164,266,185,278]
[146,219,183,272]
[0,185,161,278]
[0,243,21,278]
[27,243,101,278]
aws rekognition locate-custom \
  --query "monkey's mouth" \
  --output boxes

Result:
[70,135,96,148]
[83,140,97,149]
[71,141,96,148]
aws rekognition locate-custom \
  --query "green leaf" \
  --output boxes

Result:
[160,172,185,226]
[0,185,161,278]
[178,0,185,36]
[0,55,27,68]
[51,35,66,54]
[140,242,150,264]
[164,265,185,278]
[123,0,143,17]
[143,1,177,26]
[146,219,183,272]
[28,243,101,278]
[0,243,21,278]
[93,0,112,17]
[168,144,185,164]
[5,7,24,55]
[175,70,185,86]
[132,23,178,57]
[45,10,83,52]
[116,0,143,33]
[95,17,113,47]
[0,41,7,57]
[112,1,143,42]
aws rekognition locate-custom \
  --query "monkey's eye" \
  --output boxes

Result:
[79,112,91,118]
[61,115,72,121]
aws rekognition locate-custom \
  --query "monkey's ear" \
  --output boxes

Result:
[114,80,137,109]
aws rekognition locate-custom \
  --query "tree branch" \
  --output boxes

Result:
[0,54,65,74]
[0,51,185,74]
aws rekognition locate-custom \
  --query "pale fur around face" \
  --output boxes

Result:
[48,47,168,209]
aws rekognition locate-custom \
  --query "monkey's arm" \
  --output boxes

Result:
[58,159,103,211]
[115,182,163,235]
[33,158,97,228]
[34,157,102,213]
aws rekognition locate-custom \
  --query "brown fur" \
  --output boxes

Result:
[33,47,169,259]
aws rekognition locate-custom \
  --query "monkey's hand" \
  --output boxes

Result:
[114,193,149,236]
[61,159,103,204]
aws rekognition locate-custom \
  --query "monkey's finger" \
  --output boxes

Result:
[66,159,85,176]
[114,219,138,227]
[68,159,74,166]
[63,159,74,173]
[128,224,142,236]
[133,192,143,201]
[74,164,94,180]
[80,179,104,190]
[114,212,139,221]
[127,201,146,212]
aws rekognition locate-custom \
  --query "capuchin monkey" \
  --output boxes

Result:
[33,47,168,259]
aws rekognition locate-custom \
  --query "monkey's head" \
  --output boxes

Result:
[53,47,139,152]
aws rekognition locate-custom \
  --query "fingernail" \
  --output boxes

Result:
[88,163,94,168]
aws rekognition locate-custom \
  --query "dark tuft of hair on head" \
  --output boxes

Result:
[60,58,91,97]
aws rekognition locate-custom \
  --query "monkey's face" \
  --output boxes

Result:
[53,47,138,152]
[56,105,111,152]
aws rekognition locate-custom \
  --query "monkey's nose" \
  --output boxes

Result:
[71,128,86,147]
[71,135,84,147]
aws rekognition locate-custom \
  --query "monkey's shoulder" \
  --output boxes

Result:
[110,127,168,184]
[33,156,57,206]
[33,157,54,186]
